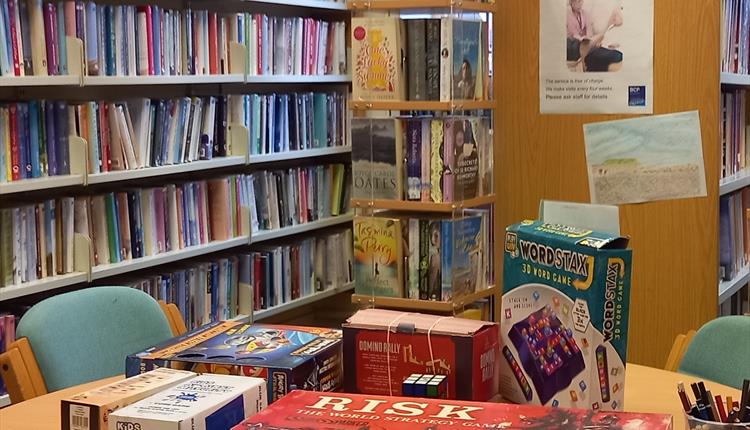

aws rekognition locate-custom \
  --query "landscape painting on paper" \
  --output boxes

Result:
[583,111,707,205]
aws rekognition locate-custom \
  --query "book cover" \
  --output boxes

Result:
[405,118,421,200]
[452,20,481,101]
[429,119,444,203]
[231,390,673,430]
[440,215,482,301]
[28,0,47,76]
[351,16,405,101]
[353,215,404,298]
[351,118,402,200]
[85,1,98,75]
[55,0,66,74]
[453,118,480,200]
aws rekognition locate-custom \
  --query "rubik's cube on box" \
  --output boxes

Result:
[402,374,448,398]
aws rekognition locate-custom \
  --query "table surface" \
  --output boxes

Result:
[0,364,740,430]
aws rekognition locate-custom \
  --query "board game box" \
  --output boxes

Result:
[342,308,499,401]
[230,390,674,430]
[502,220,632,411]
[109,373,266,430]
[62,368,197,430]
[126,318,342,403]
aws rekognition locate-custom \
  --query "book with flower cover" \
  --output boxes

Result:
[351,16,405,101]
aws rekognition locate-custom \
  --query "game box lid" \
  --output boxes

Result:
[231,390,673,430]
[129,318,342,369]
[344,309,495,337]
[506,220,630,250]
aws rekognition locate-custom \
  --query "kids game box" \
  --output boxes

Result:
[230,390,673,430]
[342,308,500,401]
[502,220,632,411]
[126,318,342,403]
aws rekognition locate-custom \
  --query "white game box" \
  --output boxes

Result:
[108,374,267,430]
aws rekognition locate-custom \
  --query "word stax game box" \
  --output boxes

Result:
[109,373,266,430]
[342,308,500,401]
[230,390,673,430]
[62,368,196,430]
[126,318,342,403]
[502,220,632,411]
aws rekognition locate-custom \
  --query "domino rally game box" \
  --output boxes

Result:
[61,368,196,430]
[109,373,266,430]
[502,220,632,411]
[126,318,342,403]
[230,390,673,430]
[342,309,500,401]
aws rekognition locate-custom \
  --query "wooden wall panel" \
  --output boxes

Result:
[495,0,720,367]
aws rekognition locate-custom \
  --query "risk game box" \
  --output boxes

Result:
[126,318,342,403]
[502,220,632,411]
[342,308,499,401]
[230,390,673,430]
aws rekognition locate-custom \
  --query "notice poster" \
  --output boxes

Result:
[539,0,653,114]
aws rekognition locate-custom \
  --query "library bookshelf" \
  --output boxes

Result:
[0,0,354,327]
[348,0,496,12]
[237,281,355,321]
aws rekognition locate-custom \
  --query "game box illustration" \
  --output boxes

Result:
[230,390,674,430]
[342,308,500,401]
[126,318,342,403]
[502,220,632,411]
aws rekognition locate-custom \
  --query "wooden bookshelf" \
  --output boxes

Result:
[351,286,497,312]
[349,100,496,111]
[347,0,495,12]
[351,194,495,212]
[252,213,354,243]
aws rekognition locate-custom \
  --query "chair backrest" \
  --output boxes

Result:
[678,316,750,389]
[16,286,174,392]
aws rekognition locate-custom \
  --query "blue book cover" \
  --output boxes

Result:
[110,193,122,262]
[177,270,187,319]
[85,2,98,74]
[160,100,173,165]
[56,1,67,74]
[44,101,57,176]
[312,93,326,148]
[16,103,27,179]
[719,195,733,280]
[451,20,481,100]
[173,98,188,164]
[152,6,161,76]
[281,94,289,152]
[273,95,282,153]
[29,101,41,177]
[87,102,100,173]
[19,103,31,178]
[54,101,69,175]
[251,94,261,154]
[104,5,114,75]
[441,215,483,301]
[0,0,11,75]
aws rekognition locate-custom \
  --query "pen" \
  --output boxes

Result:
[706,390,720,423]
[699,383,715,421]
[716,394,728,423]
[691,383,709,420]
[727,396,733,418]
[678,382,692,413]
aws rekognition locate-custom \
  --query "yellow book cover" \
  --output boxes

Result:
[353,215,404,297]
[351,16,405,101]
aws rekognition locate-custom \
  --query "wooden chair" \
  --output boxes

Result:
[664,329,697,371]
[0,294,188,405]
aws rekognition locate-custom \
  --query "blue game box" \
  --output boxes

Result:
[126,318,342,403]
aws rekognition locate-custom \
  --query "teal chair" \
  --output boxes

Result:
[678,316,750,389]
[15,286,174,392]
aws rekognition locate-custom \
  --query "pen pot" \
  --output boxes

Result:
[684,414,750,430]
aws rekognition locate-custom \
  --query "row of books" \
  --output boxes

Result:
[719,187,750,282]
[230,92,347,156]
[722,0,750,74]
[720,283,749,315]
[0,313,16,397]
[130,257,241,330]
[248,164,350,233]
[245,228,353,312]
[351,116,492,202]
[721,89,748,179]
[352,17,489,102]
[0,197,76,288]
[78,175,252,267]
[353,211,490,301]
[130,228,353,329]
[0,1,346,77]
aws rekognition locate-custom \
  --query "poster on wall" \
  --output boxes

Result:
[583,111,707,205]
[539,0,654,114]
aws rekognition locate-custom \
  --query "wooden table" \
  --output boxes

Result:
[0,365,740,430]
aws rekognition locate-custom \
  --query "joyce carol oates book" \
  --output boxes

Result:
[353,215,404,298]
[231,390,674,430]
[351,16,405,101]
[351,118,403,200]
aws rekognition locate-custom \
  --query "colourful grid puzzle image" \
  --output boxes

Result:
[402,374,448,399]
[507,304,586,405]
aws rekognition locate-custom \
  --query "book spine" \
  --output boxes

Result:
[440,219,452,301]
[430,119,443,203]
[42,1,57,75]
[439,17,451,102]
[0,1,12,76]
[406,119,421,200]
[20,102,30,179]
[443,119,454,202]
[9,104,19,180]
[8,0,22,76]
[19,0,32,75]
[55,0,66,74]
[29,101,41,177]
[426,19,441,101]
[55,101,69,175]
